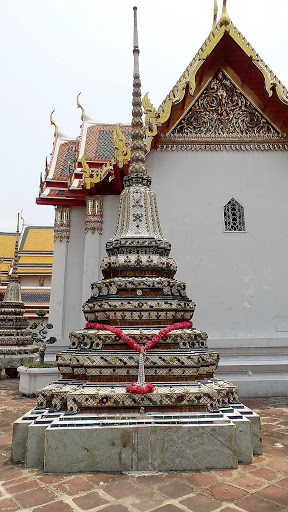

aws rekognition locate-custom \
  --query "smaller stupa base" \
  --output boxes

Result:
[11,404,262,473]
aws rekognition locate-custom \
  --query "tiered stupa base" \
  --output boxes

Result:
[12,402,262,473]
[11,326,262,472]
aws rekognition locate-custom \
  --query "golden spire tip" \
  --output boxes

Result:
[212,0,218,30]
[219,0,230,27]
[50,109,58,137]
[76,92,86,121]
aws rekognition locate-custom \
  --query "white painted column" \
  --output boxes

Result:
[62,207,85,341]
[48,206,71,351]
[81,196,104,308]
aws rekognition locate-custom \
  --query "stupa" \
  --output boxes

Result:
[12,7,262,473]
[0,215,38,373]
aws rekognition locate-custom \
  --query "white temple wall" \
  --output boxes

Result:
[48,149,288,394]
[48,208,85,349]
[146,149,288,395]
[147,149,288,341]
[19,276,51,287]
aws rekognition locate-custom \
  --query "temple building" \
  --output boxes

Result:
[12,5,262,473]
[38,1,288,396]
[0,225,53,321]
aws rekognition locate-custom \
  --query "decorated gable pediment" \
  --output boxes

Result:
[160,71,288,151]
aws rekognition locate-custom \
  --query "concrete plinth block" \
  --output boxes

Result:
[247,413,262,455]
[148,423,238,471]
[43,421,238,473]
[232,405,262,455]
[227,416,252,464]
[11,409,45,463]
[44,425,136,473]
[26,413,62,469]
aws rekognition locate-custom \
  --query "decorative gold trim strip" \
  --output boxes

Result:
[158,139,288,151]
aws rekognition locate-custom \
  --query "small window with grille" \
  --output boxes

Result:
[223,198,245,232]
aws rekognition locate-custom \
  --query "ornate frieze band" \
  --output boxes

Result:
[54,206,71,242]
[158,140,288,151]
[85,196,104,234]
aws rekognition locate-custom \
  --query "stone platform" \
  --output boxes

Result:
[1,375,286,512]
[12,401,262,473]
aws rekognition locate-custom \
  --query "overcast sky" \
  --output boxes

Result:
[1,0,288,232]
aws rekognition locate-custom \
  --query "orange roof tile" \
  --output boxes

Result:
[84,124,131,162]
[53,140,77,181]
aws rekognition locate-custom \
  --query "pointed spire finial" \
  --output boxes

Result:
[212,0,218,30]
[128,6,147,177]
[77,92,86,121]
[20,210,25,232]
[219,0,230,27]
[50,109,58,137]
[11,213,20,281]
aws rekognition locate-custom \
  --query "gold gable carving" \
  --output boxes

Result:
[159,71,288,152]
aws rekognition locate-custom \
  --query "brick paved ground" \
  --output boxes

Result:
[0,372,288,512]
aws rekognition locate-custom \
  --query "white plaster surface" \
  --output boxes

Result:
[147,149,288,341]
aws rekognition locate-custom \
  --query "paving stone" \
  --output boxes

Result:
[184,473,218,487]
[219,508,242,512]
[152,506,185,512]
[158,481,193,499]
[135,474,167,486]
[256,485,288,506]
[2,477,31,489]
[0,469,22,482]
[12,487,56,508]
[133,497,165,512]
[238,493,285,512]
[37,474,70,484]
[0,498,20,511]
[32,502,75,512]
[103,481,140,500]
[277,477,288,488]
[214,470,234,477]
[3,479,40,494]
[269,459,288,473]
[72,491,110,510]
[180,494,220,512]
[208,483,248,501]
[98,506,130,512]
[52,475,94,495]
[230,476,264,490]
[251,468,278,481]
[86,473,118,485]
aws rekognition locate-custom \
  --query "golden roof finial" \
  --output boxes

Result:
[219,0,230,27]
[77,92,86,121]
[212,0,218,30]
[50,109,58,137]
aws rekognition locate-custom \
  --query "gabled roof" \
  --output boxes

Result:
[37,12,288,205]
[38,120,131,204]
[156,19,288,138]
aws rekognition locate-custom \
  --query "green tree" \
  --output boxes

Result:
[29,310,57,363]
